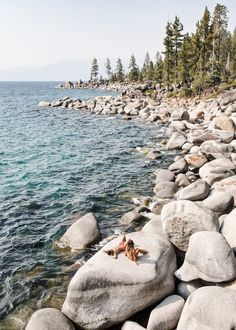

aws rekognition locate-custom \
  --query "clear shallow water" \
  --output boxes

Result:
[0,82,172,329]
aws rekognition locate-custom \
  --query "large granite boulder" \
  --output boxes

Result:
[177,286,236,330]
[200,140,233,159]
[214,115,236,132]
[221,208,236,252]
[176,179,210,201]
[166,132,186,150]
[199,158,235,185]
[57,213,101,250]
[221,89,236,106]
[175,231,236,282]
[201,189,234,214]
[161,200,219,251]
[212,175,236,204]
[184,153,207,168]
[147,295,185,330]
[168,158,188,174]
[25,308,75,330]
[154,181,177,199]
[62,231,176,330]
[155,169,175,183]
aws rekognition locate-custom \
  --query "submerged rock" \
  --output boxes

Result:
[38,101,51,107]
[25,308,75,330]
[177,286,236,330]
[57,213,101,250]
[175,231,236,282]
[62,231,176,330]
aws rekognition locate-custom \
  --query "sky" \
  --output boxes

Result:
[0,0,235,79]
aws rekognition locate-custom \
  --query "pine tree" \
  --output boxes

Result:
[230,28,236,77]
[163,22,175,91]
[172,16,184,83]
[197,7,212,78]
[178,34,194,87]
[142,52,151,80]
[105,58,112,80]
[116,58,125,82]
[211,3,229,80]
[154,51,163,82]
[90,58,99,81]
[128,54,139,82]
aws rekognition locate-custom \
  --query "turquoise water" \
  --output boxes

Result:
[0,82,171,328]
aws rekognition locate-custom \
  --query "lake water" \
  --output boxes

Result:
[0,82,173,329]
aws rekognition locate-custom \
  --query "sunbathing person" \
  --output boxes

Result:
[125,239,148,265]
[104,235,127,259]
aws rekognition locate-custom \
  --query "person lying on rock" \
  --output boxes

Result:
[125,239,148,265]
[104,235,127,259]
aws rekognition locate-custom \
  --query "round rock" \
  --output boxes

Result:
[161,200,219,251]
[175,231,236,282]
[25,308,75,330]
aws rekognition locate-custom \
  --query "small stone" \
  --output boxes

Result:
[120,210,146,225]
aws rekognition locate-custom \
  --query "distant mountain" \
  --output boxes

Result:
[0,59,92,81]
[0,58,133,81]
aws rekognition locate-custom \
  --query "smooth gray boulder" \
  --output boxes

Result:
[168,158,188,174]
[177,286,236,330]
[62,231,176,330]
[221,88,236,106]
[147,295,185,330]
[120,210,146,225]
[176,179,210,201]
[121,321,145,330]
[146,149,162,160]
[199,158,235,185]
[212,175,236,204]
[200,140,233,159]
[25,308,75,330]
[57,213,101,250]
[176,280,202,300]
[175,231,236,282]
[184,153,207,168]
[154,181,177,199]
[201,189,234,214]
[38,101,51,107]
[175,174,190,187]
[155,169,175,183]
[161,201,218,251]
[170,109,189,121]
[166,132,186,150]
[214,115,236,132]
[221,208,236,252]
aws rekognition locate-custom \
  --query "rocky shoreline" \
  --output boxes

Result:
[26,88,236,329]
